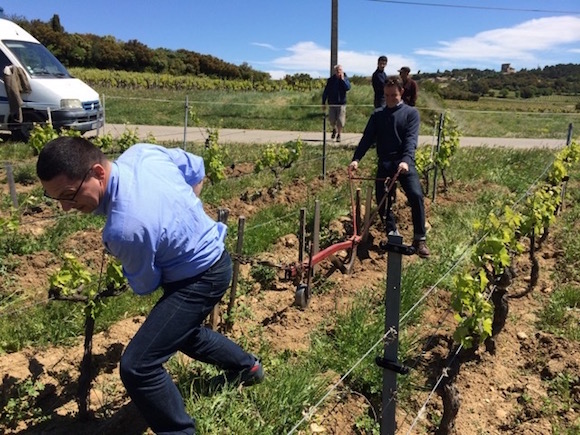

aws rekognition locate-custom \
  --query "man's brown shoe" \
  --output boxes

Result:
[413,240,430,258]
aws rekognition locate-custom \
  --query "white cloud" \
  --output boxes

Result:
[415,16,580,66]
[267,41,416,78]
[252,42,277,50]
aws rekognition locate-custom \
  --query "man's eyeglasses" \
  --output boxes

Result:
[44,167,93,203]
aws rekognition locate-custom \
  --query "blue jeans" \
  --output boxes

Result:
[119,251,254,435]
[375,161,426,240]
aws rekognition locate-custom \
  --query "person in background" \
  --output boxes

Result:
[372,55,388,109]
[399,66,418,106]
[322,64,351,142]
[36,137,264,435]
[348,76,430,258]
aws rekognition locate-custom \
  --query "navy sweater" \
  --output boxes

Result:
[371,69,387,108]
[352,103,420,167]
[322,74,351,105]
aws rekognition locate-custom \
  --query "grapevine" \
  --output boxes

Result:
[451,270,493,349]
[449,139,579,349]
[117,125,141,152]
[48,253,128,314]
[472,205,524,277]
[71,67,327,92]
[27,123,81,155]
[189,108,228,184]
[48,253,128,418]
[254,139,303,191]
[202,127,228,184]
[92,132,114,152]
[416,111,461,194]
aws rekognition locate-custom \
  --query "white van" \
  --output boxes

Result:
[0,18,104,141]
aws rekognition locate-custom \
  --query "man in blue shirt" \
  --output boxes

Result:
[349,77,430,258]
[322,64,351,142]
[37,137,264,434]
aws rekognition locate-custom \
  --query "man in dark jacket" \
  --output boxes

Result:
[372,56,388,108]
[322,64,351,142]
[348,76,429,257]
[399,66,418,106]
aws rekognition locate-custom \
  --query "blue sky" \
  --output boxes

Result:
[2,0,580,79]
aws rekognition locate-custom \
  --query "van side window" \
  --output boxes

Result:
[0,50,13,74]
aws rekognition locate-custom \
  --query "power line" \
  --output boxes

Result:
[367,0,580,15]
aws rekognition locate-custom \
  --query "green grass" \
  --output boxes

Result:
[446,95,580,113]
[449,146,557,192]
[537,175,580,341]
[552,181,580,283]
[171,353,330,434]
[537,284,580,341]
[97,86,578,139]
[0,291,160,353]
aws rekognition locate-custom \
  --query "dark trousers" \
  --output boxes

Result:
[375,161,426,240]
[119,251,254,435]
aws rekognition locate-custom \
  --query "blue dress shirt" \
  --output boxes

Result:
[94,144,226,295]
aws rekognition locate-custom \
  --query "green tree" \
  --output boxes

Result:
[49,14,64,33]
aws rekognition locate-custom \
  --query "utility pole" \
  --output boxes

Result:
[330,0,338,76]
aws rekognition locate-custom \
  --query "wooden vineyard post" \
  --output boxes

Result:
[210,208,229,330]
[98,94,105,136]
[226,216,245,331]
[322,114,328,180]
[5,164,18,208]
[346,188,362,273]
[299,208,307,265]
[362,187,373,243]
[312,200,321,275]
[355,188,362,236]
[183,95,189,149]
[559,122,573,215]
[431,112,444,203]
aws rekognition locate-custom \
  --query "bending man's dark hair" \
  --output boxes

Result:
[37,136,106,181]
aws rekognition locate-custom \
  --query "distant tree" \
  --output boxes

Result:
[418,80,441,97]
[239,62,270,81]
[91,35,125,69]
[520,86,537,99]
[123,40,153,72]
[469,81,489,96]
[177,49,200,75]
[151,49,170,74]
[49,14,64,33]
[167,54,187,76]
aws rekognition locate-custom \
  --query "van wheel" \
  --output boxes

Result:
[11,112,46,143]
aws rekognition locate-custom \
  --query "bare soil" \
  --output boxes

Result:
[0,165,578,434]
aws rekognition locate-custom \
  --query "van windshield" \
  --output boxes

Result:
[3,40,71,78]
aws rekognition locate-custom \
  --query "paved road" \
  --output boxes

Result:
[104,123,566,149]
